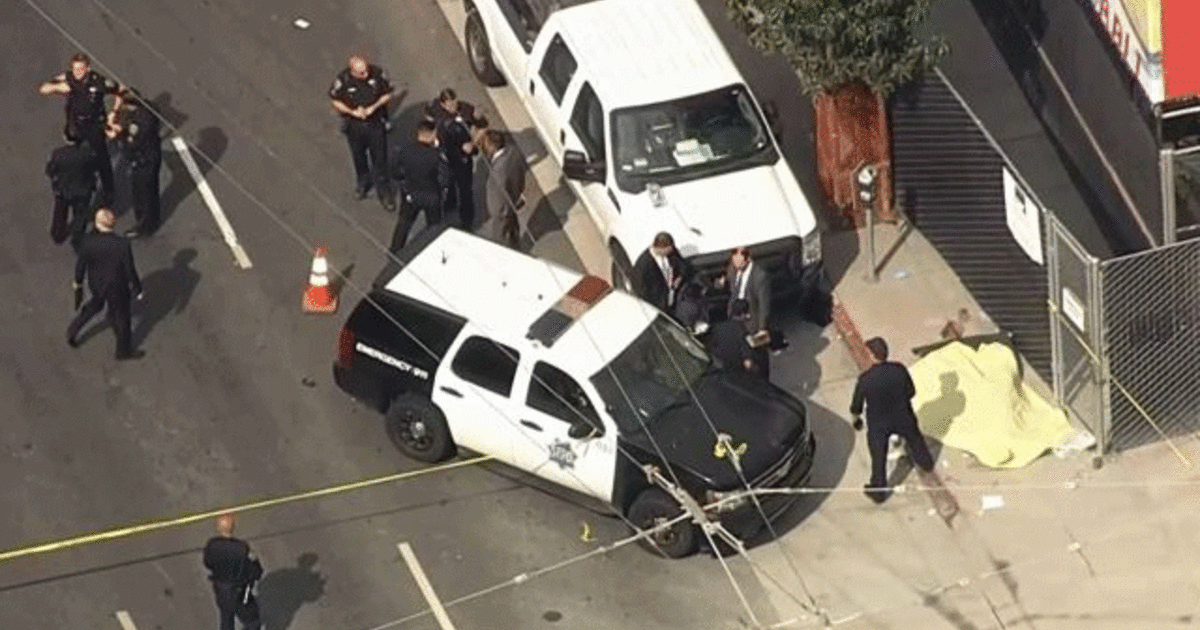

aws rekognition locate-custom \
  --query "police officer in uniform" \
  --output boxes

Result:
[39,53,123,206]
[329,54,395,210]
[111,88,162,238]
[203,514,263,630]
[68,209,144,361]
[45,124,99,250]
[426,88,485,230]
[390,119,450,251]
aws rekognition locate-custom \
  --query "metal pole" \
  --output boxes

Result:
[866,200,878,282]
[1161,148,1177,245]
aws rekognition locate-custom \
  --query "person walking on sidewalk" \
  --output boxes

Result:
[67,209,144,360]
[850,337,935,503]
[203,514,263,630]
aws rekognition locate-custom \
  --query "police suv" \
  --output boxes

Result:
[333,227,816,557]
[461,0,826,314]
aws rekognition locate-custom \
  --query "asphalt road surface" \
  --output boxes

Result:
[0,1,846,629]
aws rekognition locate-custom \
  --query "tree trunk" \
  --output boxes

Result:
[813,82,895,227]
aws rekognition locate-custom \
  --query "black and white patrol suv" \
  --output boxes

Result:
[333,226,816,557]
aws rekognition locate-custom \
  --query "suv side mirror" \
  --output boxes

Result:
[568,420,600,440]
[563,149,606,184]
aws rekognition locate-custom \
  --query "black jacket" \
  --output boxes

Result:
[74,231,142,297]
[329,65,392,123]
[203,536,263,586]
[428,101,481,169]
[850,361,919,429]
[395,140,450,205]
[633,248,692,312]
[46,143,99,198]
[119,105,162,166]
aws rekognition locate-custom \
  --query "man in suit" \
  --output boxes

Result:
[632,232,690,312]
[46,124,99,251]
[67,208,144,360]
[706,298,768,379]
[721,247,770,336]
[479,129,527,249]
[850,337,936,503]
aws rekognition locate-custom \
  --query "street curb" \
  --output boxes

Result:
[831,295,874,372]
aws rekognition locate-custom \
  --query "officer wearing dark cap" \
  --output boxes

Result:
[390,119,449,251]
[329,54,395,210]
[38,53,123,206]
[203,514,263,630]
[45,124,99,251]
[111,88,162,238]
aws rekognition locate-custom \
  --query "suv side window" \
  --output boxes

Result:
[569,83,605,162]
[526,362,601,429]
[538,34,577,105]
[450,336,520,397]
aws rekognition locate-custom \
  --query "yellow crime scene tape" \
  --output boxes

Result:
[0,454,495,563]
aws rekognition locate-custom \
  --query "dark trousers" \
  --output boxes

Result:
[344,119,390,197]
[51,193,93,249]
[866,422,935,489]
[129,161,161,234]
[78,124,114,205]
[67,289,133,357]
[390,195,443,252]
[213,582,261,630]
[448,164,474,230]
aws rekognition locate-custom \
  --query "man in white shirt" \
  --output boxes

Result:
[632,232,692,315]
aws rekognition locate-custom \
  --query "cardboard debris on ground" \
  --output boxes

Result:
[911,341,1075,469]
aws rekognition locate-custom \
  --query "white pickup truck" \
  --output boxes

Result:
[462,0,826,315]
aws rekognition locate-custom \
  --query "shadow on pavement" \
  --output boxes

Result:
[131,248,201,348]
[161,126,228,223]
[259,553,326,630]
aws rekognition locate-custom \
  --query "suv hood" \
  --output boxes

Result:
[630,370,808,490]
[614,166,815,257]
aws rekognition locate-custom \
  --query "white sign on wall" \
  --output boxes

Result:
[1003,167,1044,265]
[1061,287,1087,333]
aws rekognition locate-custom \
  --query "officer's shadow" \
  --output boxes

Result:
[258,552,326,630]
[131,249,201,348]
[889,372,966,486]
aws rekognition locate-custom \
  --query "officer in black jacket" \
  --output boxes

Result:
[67,209,144,361]
[329,54,395,210]
[850,337,935,503]
[38,53,123,206]
[390,119,450,251]
[46,125,99,250]
[112,88,162,238]
[426,88,485,230]
[203,514,263,630]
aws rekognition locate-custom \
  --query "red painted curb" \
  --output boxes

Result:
[831,298,874,372]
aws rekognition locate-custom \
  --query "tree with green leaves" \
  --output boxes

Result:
[725,0,948,98]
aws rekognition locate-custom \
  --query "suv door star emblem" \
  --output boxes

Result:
[548,439,577,469]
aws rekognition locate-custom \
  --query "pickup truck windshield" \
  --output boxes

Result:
[611,85,777,193]
[590,315,712,434]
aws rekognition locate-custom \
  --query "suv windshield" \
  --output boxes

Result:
[590,315,712,434]
[611,84,777,192]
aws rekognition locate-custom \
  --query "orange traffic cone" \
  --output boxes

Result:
[302,247,338,314]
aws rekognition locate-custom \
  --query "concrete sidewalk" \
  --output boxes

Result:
[747,221,1200,629]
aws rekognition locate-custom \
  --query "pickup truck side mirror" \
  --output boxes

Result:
[568,420,600,440]
[563,149,606,184]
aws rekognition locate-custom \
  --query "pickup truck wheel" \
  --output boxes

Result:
[465,10,505,87]
[628,487,698,558]
[610,243,634,292]
[385,394,456,463]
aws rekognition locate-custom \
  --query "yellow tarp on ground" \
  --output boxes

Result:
[911,341,1073,469]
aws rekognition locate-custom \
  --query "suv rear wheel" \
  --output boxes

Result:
[628,487,698,558]
[465,9,505,87]
[385,394,456,463]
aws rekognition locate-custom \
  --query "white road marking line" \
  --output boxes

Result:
[434,0,610,277]
[397,541,458,630]
[169,136,253,269]
[114,610,138,630]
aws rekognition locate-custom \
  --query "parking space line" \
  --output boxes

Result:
[114,610,138,630]
[169,136,253,270]
[397,541,458,630]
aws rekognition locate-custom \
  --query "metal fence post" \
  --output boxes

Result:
[1047,214,1064,409]
[1161,148,1177,245]
[1088,254,1108,455]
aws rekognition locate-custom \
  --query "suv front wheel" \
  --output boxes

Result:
[465,9,505,87]
[628,487,698,558]
[386,394,456,463]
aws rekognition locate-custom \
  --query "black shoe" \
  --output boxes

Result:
[863,485,891,504]
[67,335,80,349]
[115,350,145,361]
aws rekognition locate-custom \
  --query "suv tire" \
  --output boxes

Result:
[628,487,698,558]
[466,9,505,87]
[385,394,456,463]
